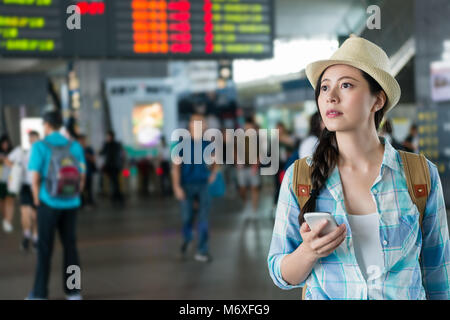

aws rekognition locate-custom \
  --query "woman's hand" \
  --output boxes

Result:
[173,185,186,201]
[208,171,217,184]
[299,220,347,260]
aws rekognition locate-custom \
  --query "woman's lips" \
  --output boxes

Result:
[326,111,343,118]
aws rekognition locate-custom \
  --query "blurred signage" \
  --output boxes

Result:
[281,78,310,91]
[132,102,164,147]
[430,61,450,102]
[417,108,447,175]
[255,86,314,109]
[186,61,218,92]
[0,0,62,56]
[0,0,274,59]
[109,83,172,95]
[76,1,105,15]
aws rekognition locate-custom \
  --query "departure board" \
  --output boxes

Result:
[0,0,274,59]
[0,0,63,57]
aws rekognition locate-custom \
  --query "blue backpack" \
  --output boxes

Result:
[44,141,81,199]
[209,171,226,198]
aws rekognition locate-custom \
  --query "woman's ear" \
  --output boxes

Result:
[372,91,387,112]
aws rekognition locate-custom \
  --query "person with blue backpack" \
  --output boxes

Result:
[27,111,86,300]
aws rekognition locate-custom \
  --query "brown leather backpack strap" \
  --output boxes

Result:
[293,157,313,210]
[293,158,313,300]
[292,159,300,199]
[399,151,431,227]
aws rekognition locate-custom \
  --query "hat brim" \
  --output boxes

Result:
[305,59,401,112]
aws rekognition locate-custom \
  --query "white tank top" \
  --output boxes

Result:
[347,213,385,281]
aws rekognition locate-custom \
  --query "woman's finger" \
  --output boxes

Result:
[316,231,347,255]
[314,224,346,247]
[311,224,346,250]
[309,219,330,239]
[300,222,311,234]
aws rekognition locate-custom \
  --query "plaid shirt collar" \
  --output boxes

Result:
[324,136,401,202]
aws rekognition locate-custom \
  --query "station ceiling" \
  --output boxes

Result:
[275,0,369,39]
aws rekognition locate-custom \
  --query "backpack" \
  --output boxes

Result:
[209,170,226,198]
[44,141,81,199]
[292,151,431,300]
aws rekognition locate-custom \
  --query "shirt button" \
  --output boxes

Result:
[373,189,378,194]
[383,240,388,246]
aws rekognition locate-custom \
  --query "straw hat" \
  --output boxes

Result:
[305,35,401,112]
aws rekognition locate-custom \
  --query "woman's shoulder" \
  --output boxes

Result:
[283,156,313,187]
[300,135,319,147]
[424,157,440,187]
[286,155,312,170]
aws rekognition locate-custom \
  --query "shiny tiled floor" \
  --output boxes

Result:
[0,187,299,300]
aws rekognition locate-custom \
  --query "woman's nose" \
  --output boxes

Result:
[326,87,339,103]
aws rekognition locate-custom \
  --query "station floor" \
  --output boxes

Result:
[3,184,449,300]
[0,186,300,300]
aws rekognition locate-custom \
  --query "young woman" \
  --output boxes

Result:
[7,131,40,250]
[0,134,16,233]
[268,36,450,300]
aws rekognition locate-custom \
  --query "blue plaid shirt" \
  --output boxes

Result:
[268,138,450,300]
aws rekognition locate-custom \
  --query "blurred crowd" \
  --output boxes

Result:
[0,109,419,299]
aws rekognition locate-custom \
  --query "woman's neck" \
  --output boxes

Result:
[336,129,384,172]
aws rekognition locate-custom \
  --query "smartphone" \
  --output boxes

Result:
[304,212,339,236]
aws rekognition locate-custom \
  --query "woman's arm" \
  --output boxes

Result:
[420,160,450,300]
[31,171,40,206]
[281,221,346,285]
[4,148,18,167]
[171,160,185,201]
[268,164,307,289]
[3,157,13,167]
[268,163,346,288]
[280,241,318,286]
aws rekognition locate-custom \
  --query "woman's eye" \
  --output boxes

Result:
[341,83,353,89]
[320,85,328,91]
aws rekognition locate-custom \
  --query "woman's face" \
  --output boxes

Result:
[189,115,207,139]
[317,64,383,133]
[1,141,9,151]
[29,135,39,145]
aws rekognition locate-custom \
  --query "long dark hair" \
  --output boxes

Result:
[298,69,388,225]
[309,111,323,138]
[0,134,13,153]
